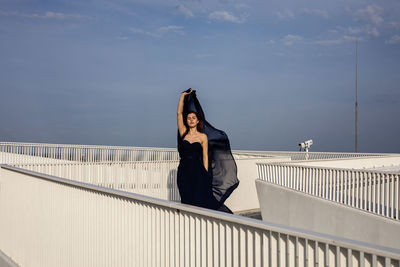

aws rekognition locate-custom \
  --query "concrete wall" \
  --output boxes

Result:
[225,156,291,212]
[256,179,400,252]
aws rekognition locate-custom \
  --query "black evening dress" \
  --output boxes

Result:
[177,139,220,210]
[177,89,239,212]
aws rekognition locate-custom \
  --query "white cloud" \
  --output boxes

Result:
[41,11,68,19]
[385,35,400,45]
[314,39,342,45]
[317,52,334,57]
[279,8,328,19]
[208,10,245,23]
[355,5,384,25]
[130,27,150,35]
[235,3,249,9]
[282,34,303,46]
[196,53,212,59]
[275,52,286,57]
[157,25,184,35]
[301,8,328,18]
[0,10,87,20]
[343,35,362,42]
[130,25,184,38]
[366,27,379,37]
[347,26,379,38]
[276,9,295,20]
[388,21,400,30]
[175,4,194,18]
[347,27,362,35]
[203,35,217,39]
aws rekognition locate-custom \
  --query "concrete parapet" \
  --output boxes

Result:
[256,179,400,252]
[226,156,291,212]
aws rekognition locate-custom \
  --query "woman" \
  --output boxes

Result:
[176,88,220,210]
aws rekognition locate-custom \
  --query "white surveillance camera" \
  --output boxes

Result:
[298,139,313,151]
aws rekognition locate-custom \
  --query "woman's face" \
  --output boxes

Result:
[187,113,199,128]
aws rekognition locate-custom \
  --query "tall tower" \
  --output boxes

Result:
[355,40,358,152]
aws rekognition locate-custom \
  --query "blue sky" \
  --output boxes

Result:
[0,0,399,152]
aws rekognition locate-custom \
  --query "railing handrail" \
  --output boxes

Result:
[233,149,397,156]
[257,162,400,176]
[13,160,180,166]
[0,142,177,151]
[1,163,400,258]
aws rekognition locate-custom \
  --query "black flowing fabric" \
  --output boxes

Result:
[177,89,239,207]
[177,140,220,210]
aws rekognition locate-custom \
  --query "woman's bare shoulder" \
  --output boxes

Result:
[200,133,208,141]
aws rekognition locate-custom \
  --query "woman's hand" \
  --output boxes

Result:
[182,88,193,96]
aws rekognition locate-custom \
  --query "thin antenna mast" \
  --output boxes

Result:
[355,40,358,152]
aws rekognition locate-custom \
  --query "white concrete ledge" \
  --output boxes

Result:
[0,249,19,267]
[286,155,400,170]
[256,179,400,252]
[226,156,291,212]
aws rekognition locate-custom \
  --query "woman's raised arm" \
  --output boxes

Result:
[177,88,192,137]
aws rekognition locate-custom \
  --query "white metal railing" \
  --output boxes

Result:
[12,156,291,207]
[0,142,283,164]
[1,164,399,267]
[0,142,179,164]
[12,161,181,201]
[257,163,400,221]
[13,156,292,213]
[233,150,392,161]
[0,143,274,165]
[1,142,393,165]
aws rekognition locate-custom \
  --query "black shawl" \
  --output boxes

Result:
[177,89,239,206]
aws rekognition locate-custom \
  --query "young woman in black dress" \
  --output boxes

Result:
[176,89,220,210]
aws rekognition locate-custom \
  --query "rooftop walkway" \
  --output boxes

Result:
[1,142,399,266]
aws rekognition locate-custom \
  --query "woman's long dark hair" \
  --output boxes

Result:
[181,111,203,139]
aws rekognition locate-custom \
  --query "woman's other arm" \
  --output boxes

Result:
[201,134,209,171]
